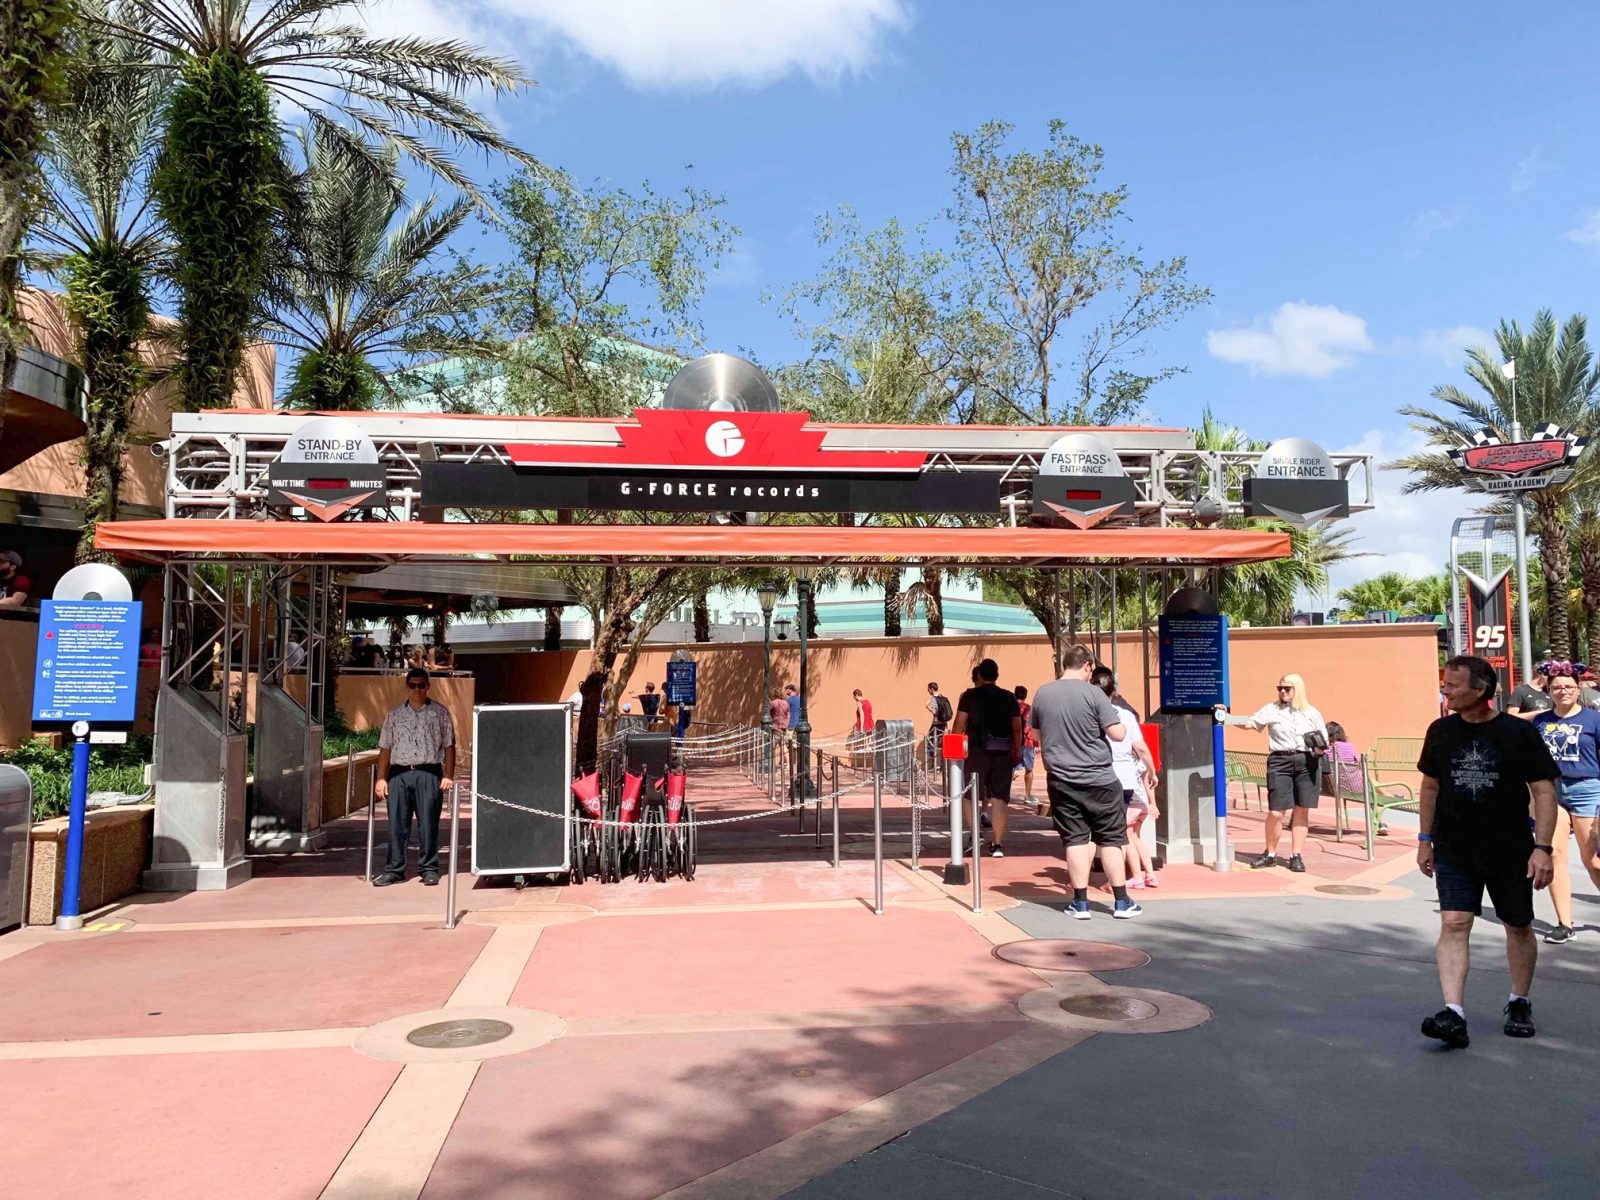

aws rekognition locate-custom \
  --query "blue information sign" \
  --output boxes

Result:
[1158,613,1230,712]
[32,599,143,723]
[665,659,698,706]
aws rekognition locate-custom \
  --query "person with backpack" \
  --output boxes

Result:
[926,681,953,763]
[1014,685,1038,804]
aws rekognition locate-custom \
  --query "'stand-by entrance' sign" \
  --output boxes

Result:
[267,417,388,520]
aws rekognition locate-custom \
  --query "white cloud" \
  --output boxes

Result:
[1416,324,1495,365]
[1205,302,1373,378]
[1566,209,1600,247]
[1511,148,1545,193]
[1405,205,1463,257]
[1312,427,1469,606]
[478,0,913,90]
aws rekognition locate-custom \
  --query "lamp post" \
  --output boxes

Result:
[757,583,779,775]
[794,567,815,799]
[1505,359,1535,684]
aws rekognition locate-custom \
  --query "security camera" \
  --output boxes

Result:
[1192,496,1226,526]
[149,440,170,459]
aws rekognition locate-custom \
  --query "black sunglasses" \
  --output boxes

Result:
[1277,684,1294,691]
[407,682,429,690]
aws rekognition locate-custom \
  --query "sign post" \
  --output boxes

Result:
[1158,608,1232,871]
[666,654,697,738]
[31,576,141,930]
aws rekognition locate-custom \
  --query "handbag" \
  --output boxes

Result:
[1302,730,1329,753]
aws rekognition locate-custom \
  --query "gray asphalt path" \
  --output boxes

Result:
[787,864,1600,1200]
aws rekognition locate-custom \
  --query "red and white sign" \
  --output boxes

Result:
[507,409,925,474]
[1458,439,1569,476]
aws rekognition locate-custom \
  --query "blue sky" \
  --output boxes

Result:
[366,0,1600,596]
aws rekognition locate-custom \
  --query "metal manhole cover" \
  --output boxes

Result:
[406,1018,514,1049]
[1314,884,1381,896]
[1058,994,1159,1022]
[995,939,1150,972]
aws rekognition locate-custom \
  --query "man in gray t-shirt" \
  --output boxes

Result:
[1030,645,1140,920]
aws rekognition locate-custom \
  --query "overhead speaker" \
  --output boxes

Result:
[53,562,133,602]
[662,353,780,413]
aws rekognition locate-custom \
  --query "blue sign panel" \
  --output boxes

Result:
[665,659,698,706]
[1158,613,1230,712]
[32,599,143,723]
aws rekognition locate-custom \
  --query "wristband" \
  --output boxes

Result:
[1534,843,1554,854]
[1416,833,1435,844]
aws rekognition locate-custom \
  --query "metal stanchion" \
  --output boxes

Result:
[363,765,377,883]
[969,774,983,913]
[345,746,354,818]
[445,781,462,929]
[872,765,884,915]
[943,738,969,885]
[1212,716,1232,873]
[831,757,841,869]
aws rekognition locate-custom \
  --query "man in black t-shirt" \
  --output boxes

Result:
[954,658,1022,857]
[1416,655,1558,1048]
[1505,662,1552,718]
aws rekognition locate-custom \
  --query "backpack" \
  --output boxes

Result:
[934,693,953,724]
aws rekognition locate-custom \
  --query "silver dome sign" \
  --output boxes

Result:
[1031,433,1136,528]
[1244,437,1349,526]
[267,417,387,520]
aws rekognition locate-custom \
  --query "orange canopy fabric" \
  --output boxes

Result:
[96,519,1291,567]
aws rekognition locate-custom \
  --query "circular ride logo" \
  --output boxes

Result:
[704,419,745,458]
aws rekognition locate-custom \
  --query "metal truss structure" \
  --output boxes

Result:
[161,410,1375,526]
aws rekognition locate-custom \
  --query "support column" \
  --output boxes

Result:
[251,564,329,852]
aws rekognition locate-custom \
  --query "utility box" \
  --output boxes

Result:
[872,719,915,783]
[0,765,31,934]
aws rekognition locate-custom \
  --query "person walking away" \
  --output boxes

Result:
[1417,655,1557,1047]
[373,668,456,887]
[1014,685,1038,803]
[926,681,952,765]
[954,659,1021,856]
[1216,673,1327,873]
[784,683,800,732]
[767,690,790,732]
[1032,646,1137,918]
[1506,662,1552,718]
[1530,665,1600,944]
[637,681,662,727]
[853,688,874,734]
[1092,667,1160,889]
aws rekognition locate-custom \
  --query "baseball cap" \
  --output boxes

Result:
[0,551,20,568]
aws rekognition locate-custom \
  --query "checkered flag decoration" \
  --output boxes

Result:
[1447,425,1586,466]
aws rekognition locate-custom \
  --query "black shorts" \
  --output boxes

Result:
[967,748,1014,803]
[1047,778,1129,848]
[1434,849,1534,928]
[1267,752,1320,811]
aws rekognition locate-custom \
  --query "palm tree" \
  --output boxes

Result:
[1570,484,1600,664]
[1392,311,1600,658]
[264,127,490,410]
[1336,572,1422,615]
[102,0,537,410]
[33,3,168,560]
[0,0,76,438]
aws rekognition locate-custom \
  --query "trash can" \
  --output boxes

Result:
[872,719,915,783]
[0,765,31,934]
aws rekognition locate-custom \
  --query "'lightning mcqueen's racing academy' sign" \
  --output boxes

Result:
[420,407,1002,515]
[1447,426,1586,494]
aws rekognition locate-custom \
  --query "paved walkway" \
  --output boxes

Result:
[1,766,1591,1198]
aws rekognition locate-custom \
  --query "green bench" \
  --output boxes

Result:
[1225,750,1269,810]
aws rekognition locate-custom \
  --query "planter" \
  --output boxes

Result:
[320,750,382,822]
[28,804,154,925]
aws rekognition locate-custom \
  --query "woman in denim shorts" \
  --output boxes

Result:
[1531,664,1600,943]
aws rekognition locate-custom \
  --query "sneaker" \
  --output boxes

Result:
[1287,854,1307,874]
[372,871,404,887]
[1421,1007,1470,1049]
[1126,876,1146,890]
[1067,899,1092,921]
[1544,924,1575,945]
[1503,998,1536,1038]
[1143,873,1160,888]
[1113,898,1143,920]
[1249,853,1278,870]
[989,842,1005,858]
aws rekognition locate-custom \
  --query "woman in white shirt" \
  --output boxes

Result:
[1217,673,1327,873]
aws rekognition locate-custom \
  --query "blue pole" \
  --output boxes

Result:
[57,732,91,930]
[1212,716,1232,873]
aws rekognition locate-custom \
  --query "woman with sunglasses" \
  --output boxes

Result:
[1216,674,1327,872]
[1531,662,1600,943]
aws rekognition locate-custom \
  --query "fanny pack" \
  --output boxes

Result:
[983,735,1013,753]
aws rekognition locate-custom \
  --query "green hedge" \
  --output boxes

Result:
[0,736,154,820]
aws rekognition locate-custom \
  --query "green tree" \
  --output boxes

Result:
[1336,571,1423,615]
[102,0,535,411]
[949,119,1210,425]
[265,127,490,410]
[0,0,76,441]
[33,2,166,560]
[1391,311,1600,658]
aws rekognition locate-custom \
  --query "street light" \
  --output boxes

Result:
[794,566,815,799]
[757,583,780,775]
[774,617,792,641]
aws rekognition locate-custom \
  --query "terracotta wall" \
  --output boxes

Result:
[305,674,477,750]
[454,624,1443,754]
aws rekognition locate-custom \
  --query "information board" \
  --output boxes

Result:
[1158,613,1230,712]
[472,705,571,875]
[666,659,698,706]
[31,600,143,723]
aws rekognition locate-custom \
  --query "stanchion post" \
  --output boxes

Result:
[941,732,969,886]
[831,757,841,869]
[969,773,983,913]
[1212,716,1232,873]
[872,765,884,915]
[445,780,461,928]
[344,746,354,819]
[364,764,377,883]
